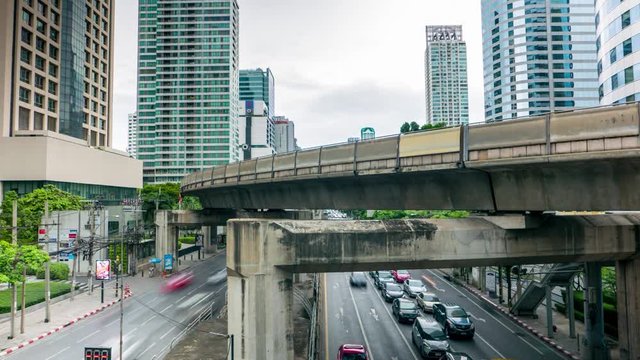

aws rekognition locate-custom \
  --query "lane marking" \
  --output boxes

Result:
[476,333,507,358]
[127,326,139,336]
[467,312,487,323]
[177,295,187,302]
[324,273,329,360]
[138,341,156,357]
[141,314,157,326]
[160,304,173,313]
[106,318,119,327]
[421,275,445,292]
[428,270,545,356]
[160,327,176,340]
[77,330,100,344]
[44,346,70,360]
[365,276,420,360]
[369,308,379,321]
[347,280,375,360]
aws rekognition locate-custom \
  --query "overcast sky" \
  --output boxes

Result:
[112,0,484,151]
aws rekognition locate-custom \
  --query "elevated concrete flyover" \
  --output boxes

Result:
[226,215,640,359]
[182,103,640,212]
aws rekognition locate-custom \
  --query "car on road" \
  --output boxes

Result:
[337,344,368,360]
[375,271,395,289]
[445,352,473,360]
[416,292,441,313]
[411,317,451,359]
[391,269,411,283]
[392,298,419,323]
[349,272,367,287]
[432,304,475,339]
[403,279,427,298]
[381,282,405,302]
[161,271,194,293]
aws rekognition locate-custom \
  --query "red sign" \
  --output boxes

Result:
[39,228,46,235]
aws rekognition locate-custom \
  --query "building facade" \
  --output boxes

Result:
[596,0,640,105]
[136,0,240,184]
[240,68,275,118]
[239,100,275,159]
[425,25,469,126]
[0,0,141,203]
[481,0,599,122]
[127,112,137,157]
[272,115,296,153]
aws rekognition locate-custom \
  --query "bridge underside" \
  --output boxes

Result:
[192,155,640,212]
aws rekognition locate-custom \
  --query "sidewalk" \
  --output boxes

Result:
[441,270,619,359]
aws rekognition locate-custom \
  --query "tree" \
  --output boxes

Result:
[0,241,49,284]
[0,185,83,245]
[400,122,411,133]
[140,183,202,224]
[601,267,616,300]
[410,121,420,132]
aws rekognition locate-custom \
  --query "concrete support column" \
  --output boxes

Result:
[568,279,576,339]
[154,211,177,264]
[201,225,218,254]
[545,285,553,338]
[583,262,609,360]
[616,258,640,360]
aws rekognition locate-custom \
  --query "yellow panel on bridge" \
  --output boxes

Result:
[399,127,461,157]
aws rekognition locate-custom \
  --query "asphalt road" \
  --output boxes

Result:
[324,269,566,360]
[6,252,228,360]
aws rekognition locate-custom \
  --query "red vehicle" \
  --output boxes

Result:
[161,271,194,293]
[391,269,411,283]
[337,344,368,360]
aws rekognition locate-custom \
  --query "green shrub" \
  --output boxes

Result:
[558,290,618,338]
[36,263,70,280]
[0,281,71,313]
[179,236,196,244]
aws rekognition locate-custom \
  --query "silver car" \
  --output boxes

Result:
[416,292,441,313]
[403,279,427,298]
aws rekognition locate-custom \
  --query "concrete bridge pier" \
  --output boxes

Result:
[617,257,640,360]
[583,262,609,360]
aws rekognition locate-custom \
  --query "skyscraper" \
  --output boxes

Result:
[239,100,275,160]
[239,68,275,118]
[481,0,599,122]
[136,0,240,184]
[595,0,640,105]
[272,116,296,153]
[127,112,137,158]
[424,25,469,126]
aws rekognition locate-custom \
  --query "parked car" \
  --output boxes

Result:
[337,344,368,360]
[403,279,427,298]
[381,282,405,302]
[411,317,451,359]
[375,271,395,289]
[161,271,194,293]
[349,272,367,287]
[432,304,475,339]
[392,298,419,323]
[416,292,441,313]
[391,269,411,283]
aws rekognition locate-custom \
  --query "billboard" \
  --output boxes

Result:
[96,260,111,280]
[164,253,173,270]
[360,127,375,140]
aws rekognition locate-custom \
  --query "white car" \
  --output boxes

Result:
[416,292,441,313]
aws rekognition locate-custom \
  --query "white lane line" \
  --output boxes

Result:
[76,330,100,344]
[160,327,176,340]
[141,314,157,326]
[428,270,545,356]
[106,318,119,327]
[187,282,206,295]
[366,277,420,360]
[160,304,173,313]
[476,333,507,358]
[44,346,70,360]
[177,295,187,302]
[138,341,156,357]
[347,281,375,360]
[127,326,139,336]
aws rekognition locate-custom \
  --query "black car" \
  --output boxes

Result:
[349,272,367,287]
[392,298,419,323]
[432,304,475,339]
[375,271,395,290]
[411,317,451,359]
[381,282,404,302]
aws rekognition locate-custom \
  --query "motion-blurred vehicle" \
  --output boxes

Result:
[374,271,395,289]
[381,282,405,302]
[403,279,427,298]
[432,304,475,339]
[416,292,441,313]
[391,269,411,283]
[392,298,419,323]
[207,269,227,284]
[411,317,450,359]
[336,344,368,360]
[161,271,194,293]
[349,272,367,287]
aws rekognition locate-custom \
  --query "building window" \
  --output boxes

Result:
[34,111,44,130]
[50,28,58,42]
[625,66,634,84]
[36,19,46,34]
[21,28,32,44]
[50,11,59,25]
[34,93,44,108]
[35,74,44,89]
[49,44,58,59]
[23,0,32,7]
[36,1,47,17]
[35,55,45,70]
[20,47,31,63]
[22,10,32,25]
[622,10,631,29]
[19,107,30,130]
[36,36,46,52]
[19,87,30,102]
[19,67,31,83]
[48,81,57,95]
[48,63,57,77]
[48,116,57,132]
[48,99,56,112]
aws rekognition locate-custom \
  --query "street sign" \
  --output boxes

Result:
[164,253,173,270]
[96,260,111,280]
[360,127,375,140]
[85,347,111,360]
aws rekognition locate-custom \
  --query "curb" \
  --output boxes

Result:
[440,271,580,360]
[0,291,133,357]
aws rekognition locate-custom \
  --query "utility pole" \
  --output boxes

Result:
[87,202,96,295]
[20,267,26,333]
[12,199,17,245]
[45,261,50,322]
[8,200,18,340]
[56,211,60,262]
[70,210,79,301]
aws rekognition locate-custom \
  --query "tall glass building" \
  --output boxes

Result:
[136,0,240,184]
[596,0,640,105]
[481,0,599,122]
[239,68,275,118]
[424,25,469,126]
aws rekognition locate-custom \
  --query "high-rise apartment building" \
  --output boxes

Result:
[239,100,275,159]
[240,68,275,118]
[136,0,240,184]
[481,0,599,122]
[596,0,640,105]
[272,116,296,153]
[127,112,137,158]
[0,0,141,203]
[424,25,469,126]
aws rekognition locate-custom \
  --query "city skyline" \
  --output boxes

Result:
[112,0,485,151]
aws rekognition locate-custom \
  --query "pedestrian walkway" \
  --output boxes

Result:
[442,270,620,359]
